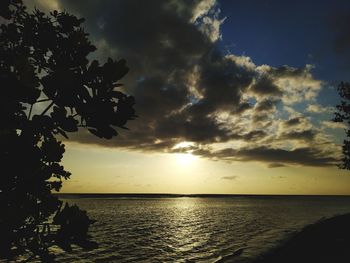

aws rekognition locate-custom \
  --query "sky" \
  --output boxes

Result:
[27,0,350,195]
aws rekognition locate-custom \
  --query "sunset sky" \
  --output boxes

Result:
[27,0,350,194]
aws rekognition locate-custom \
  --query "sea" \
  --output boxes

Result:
[51,194,350,263]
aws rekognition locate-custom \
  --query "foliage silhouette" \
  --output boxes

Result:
[0,0,136,261]
[334,82,350,170]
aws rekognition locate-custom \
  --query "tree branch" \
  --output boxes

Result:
[28,104,33,120]
[35,99,51,103]
[40,101,54,116]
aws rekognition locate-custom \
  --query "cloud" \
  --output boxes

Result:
[221,176,237,180]
[225,54,256,70]
[306,104,334,114]
[268,163,286,168]
[253,65,322,106]
[283,117,303,127]
[213,146,338,167]
[36,0,339,168]
[322,121,346,129]
[254,99,279,112]
[280,130,316,141]
[197,9,226,42]
[250,76,282,96]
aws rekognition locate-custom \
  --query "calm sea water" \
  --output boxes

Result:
[53,196,350,263]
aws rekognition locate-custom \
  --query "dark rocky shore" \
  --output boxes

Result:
[251,213,350,263]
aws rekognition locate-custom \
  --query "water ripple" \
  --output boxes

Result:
[52,197,350,263]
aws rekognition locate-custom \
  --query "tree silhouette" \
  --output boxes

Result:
[334,82,350,169]
[0,0,136,261]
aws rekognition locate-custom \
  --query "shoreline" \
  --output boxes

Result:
[250,213,350,263]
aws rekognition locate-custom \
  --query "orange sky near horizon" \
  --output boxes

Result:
[61,142,350,195]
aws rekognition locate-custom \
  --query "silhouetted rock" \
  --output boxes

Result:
[252,213,350,263]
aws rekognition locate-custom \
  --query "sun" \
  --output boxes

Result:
[175,153,197,166]
[171,141,198,166]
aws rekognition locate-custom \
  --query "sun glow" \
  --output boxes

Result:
[173,141,194,149]
[174,153,197,166]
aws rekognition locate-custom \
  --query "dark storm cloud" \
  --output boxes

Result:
[157,114,232,143]
[170,143,338,167]
[235,102,252,114]
[48,0,338,168]
[212,146,337,167]
[56,0,255,146]
[254,99,279,112]
[192,51,255,114]
[252,113,270,124]
[231,130,267,141]
[280,130,316,141]
[59,0,212,71]
[266,65,311,78]
[250,76,282,96]
[283,117,303,127]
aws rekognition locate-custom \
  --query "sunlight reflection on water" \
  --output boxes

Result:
[53,196,350,263]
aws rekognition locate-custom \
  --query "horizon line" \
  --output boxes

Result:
[54,193,350,197]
